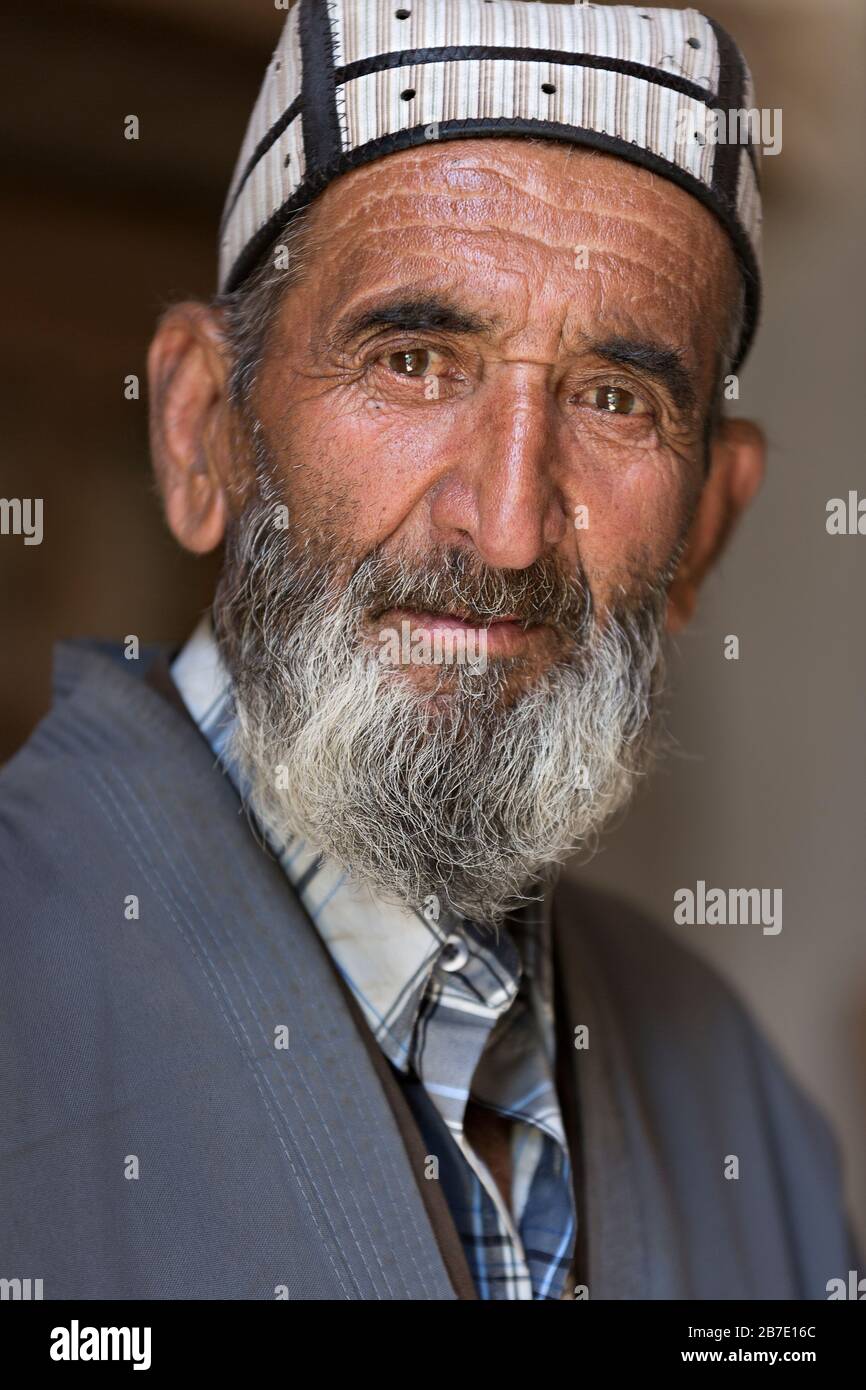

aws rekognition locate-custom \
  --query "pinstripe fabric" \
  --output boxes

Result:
[217,1,761,368]
[171,616,577,1299]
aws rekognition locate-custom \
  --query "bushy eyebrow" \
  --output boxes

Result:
[587,335,698,413]
[328,296,698,410]
[328,293,500,347]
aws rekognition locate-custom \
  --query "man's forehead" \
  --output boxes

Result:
[308,139,725,245]
[302,141,736,353]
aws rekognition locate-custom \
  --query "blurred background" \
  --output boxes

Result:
[2,0,865,1248]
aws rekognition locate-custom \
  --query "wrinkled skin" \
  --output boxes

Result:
[148,139,764,686]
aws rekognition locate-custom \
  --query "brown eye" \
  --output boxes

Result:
[388,349,431,377]
[592,385,639,414]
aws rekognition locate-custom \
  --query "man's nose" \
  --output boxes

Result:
[429,371,570,570]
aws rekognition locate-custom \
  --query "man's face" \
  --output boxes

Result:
[244,139,738,690]
[150,138,757,924]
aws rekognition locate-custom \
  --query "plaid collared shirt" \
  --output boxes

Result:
[171,616,577,1300]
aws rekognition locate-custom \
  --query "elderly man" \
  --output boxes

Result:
[0,1,859,1302]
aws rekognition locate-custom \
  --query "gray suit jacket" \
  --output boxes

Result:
[0,641,859,1299]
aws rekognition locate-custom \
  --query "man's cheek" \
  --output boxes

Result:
[615,449,696,550]
[574,485,689,601]
[308,394,450,487]
[284,411,446,545]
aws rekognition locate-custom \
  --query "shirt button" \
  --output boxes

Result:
[438,934,469,972]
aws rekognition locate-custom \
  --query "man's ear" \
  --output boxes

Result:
[666,418,766,633]
[147,302,236,554]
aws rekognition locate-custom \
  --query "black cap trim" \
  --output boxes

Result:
[707,16,749,205]
[299,0,342,173]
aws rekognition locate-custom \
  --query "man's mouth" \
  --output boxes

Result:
[374,607,546,659]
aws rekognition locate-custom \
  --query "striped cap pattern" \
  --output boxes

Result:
[219,1,762,368]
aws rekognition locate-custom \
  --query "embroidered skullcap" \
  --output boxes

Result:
[219,1,762,368]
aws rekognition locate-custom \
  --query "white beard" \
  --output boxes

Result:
[214,499,670,926]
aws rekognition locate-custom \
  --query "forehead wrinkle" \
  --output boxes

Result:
[322,217,712,303]
[307,141,730,259]
[318,146,725,239]
[318,231,538,315]
[324,226,565,300]
[570,251,719,324]
[313,195,728,320]
[297,164,547,251]
[319,180,712,248]
[355,145,613,212]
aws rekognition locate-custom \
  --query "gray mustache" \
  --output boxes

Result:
[351,547,594,635]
